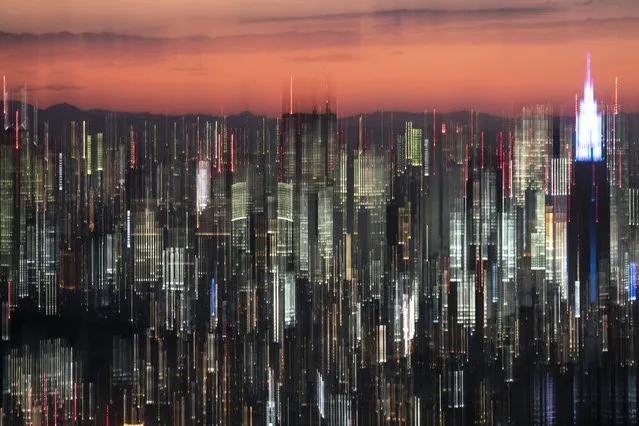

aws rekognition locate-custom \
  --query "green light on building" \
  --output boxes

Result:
[406,121,422,166]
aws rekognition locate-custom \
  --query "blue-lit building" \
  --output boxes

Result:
[569,55,611,359]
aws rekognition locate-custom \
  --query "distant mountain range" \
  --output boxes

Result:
[7,100,512,129]
[7,101,639,148]
[1,101,523,153]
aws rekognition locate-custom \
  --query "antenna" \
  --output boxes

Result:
[325,73,329,113]
[615,77,619,115]
[586,52,591,81]
[290,77,293,115]
[2,75,5,130]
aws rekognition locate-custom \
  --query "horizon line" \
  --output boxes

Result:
[4,100,635,121]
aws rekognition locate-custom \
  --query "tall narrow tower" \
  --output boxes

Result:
[575,54,603,162]
[570,55,610,355]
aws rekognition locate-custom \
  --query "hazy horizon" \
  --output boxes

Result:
[1,78,628,119]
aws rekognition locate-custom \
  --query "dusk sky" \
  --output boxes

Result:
[2,0,639,116]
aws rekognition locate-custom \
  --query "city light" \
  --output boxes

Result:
[0,54,636,425]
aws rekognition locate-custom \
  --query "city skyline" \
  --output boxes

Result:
[4,3,639,425]
[2,0,639,116]
[3,54,639,425]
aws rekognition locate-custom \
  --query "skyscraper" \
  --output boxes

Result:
[570,55,610,359]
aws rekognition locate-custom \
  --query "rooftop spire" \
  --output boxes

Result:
[576,53,602,162]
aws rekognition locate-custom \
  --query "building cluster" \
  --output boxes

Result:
[1,62,639,425]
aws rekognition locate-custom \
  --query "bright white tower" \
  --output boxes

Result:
[576,53,602,162]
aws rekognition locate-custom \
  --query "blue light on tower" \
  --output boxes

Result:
[211,278,215,317]
[630,263,637,301]
[575,54,603,162]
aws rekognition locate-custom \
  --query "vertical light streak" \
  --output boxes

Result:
[481,131,484,170]
[332,130,335,172]
[15,111,19,208]
[619,152,622,188]
[15,110,19,150]
[218,133,222,173]
[529,127,533,166]
[29,387,33,426]
[365,133,369,204]
[630,263,637,301]
[433,109,436,176]
[596,185,599,223]
[615,77,618,116]
[43,373,47,412]
[509,131,513,198]
[571,148,575,187]
[545,126,549,194]
[231,133,234,173]
[279,118,284,182]
[465,144,469,187]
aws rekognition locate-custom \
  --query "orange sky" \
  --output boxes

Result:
[2,0,639,116]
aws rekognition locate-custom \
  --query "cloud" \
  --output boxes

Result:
[203,30,362,52]
[0,31,169,67]
[0,31,164,44]
[29,84,83,92]
[1,11,639,71]
[467,16,639,44]
[240,6,556,24]
[284,53,364,62]
[171,65,210,75]
[0,30,363,61]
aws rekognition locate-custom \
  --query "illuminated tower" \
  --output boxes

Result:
[569,55,610,357]
[575,55,603,162]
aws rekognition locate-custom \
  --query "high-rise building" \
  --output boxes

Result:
[570,56,610,358]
